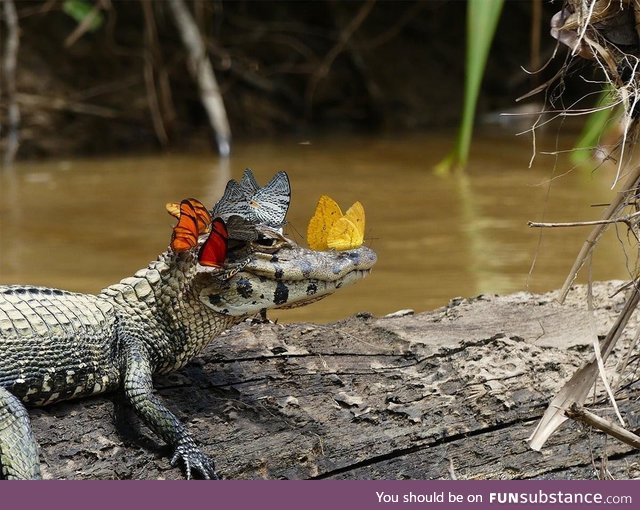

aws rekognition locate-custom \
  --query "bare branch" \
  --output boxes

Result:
[566,403,640,449]
[528,211,640,228]
[528,283,640,451]
[559,165,640,303]
[16,93,121,119]
[304,0,375,118]
[64,0,109,48]
[168,0,231,157]
[141,0,169,146]
[2,0,20,166]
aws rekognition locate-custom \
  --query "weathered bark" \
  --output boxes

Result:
[30,281,640,479]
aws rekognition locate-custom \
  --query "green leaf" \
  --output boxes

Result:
[436,0,504,173]
[571,86,619,165]
[62,0,103,31]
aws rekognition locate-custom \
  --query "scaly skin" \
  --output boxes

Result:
[0,228,376,479]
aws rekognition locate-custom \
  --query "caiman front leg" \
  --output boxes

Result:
[0,386,41,480]
[121,339,218,480]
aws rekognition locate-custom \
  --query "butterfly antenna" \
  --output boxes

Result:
[284,221,305,244]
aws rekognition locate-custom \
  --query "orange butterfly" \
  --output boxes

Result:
[169,198,212,252]
[198,218,228,268]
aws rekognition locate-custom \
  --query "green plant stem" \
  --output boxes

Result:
[436,0,504,174]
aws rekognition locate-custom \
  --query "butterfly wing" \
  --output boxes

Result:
[250,171,291,227]
[169,198,213,252]
[212,180,251,219]
[225,214,260,241]
[189,198,212,234]
[170,200,200,252]
[240,168,260,194]
[165,202,181,219]
[171,225,197,252]
[198,218,228,267]
[327,201,365,250]
[323,201,365,251]
[327,217,364,250]
[167,198,211,232]
[307,195,343,251]
[344,201,365,240]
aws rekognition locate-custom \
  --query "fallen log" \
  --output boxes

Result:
[30,281,640,479]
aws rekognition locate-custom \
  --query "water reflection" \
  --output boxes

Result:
[0,132,633,323]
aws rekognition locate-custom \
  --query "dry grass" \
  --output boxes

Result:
[528,1,640,464]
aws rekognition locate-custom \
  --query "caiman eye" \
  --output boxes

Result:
[251,235,288,253]
[254,237,277,247]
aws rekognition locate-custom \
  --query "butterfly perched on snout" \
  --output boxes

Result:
[307,195,365,251]
[212,169,290,230]
[167,198,229,268]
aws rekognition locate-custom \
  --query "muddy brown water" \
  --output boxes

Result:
[0,131,634,323]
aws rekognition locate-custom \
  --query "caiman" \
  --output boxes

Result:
[0,199,376,480]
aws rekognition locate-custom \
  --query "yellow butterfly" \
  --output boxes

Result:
[307,195,365,251]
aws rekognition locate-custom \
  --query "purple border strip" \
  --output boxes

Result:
[3,480,639,510]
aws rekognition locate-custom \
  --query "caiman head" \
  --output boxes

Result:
[190,225,377,317]
[160,174,375,327]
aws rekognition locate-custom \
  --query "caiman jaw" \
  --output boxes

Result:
[200,244,377,317]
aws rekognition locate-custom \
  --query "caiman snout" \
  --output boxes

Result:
[248,243,376,281]
[331,245,377,275]
[200,243,377,316]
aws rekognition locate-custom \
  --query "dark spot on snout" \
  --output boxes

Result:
[274,267,284,279]
[306,283,318,295]
[346,251,361,262]
[274,281,289,305]
[236,277,253,298]
[208,294,223,305]
[332,249,365,274]
[270,255,279,263]
[300,259,313,278]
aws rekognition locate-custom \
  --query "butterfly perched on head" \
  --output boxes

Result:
[166,198,228,267]
[212,169,291,230]
[198,218,228,268]
[307,195,365,251]
[167,198,212,252]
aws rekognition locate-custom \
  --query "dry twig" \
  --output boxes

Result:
[566,403,640,449]
[528,283,640,451]
[304,0,375,119]
[16,93,121,119]
[142,0,169,146]
[558,165,640,303]
[168,0,231,157]
[2,0,20,166]
[64,0,110,48]
[529,211,640,229]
